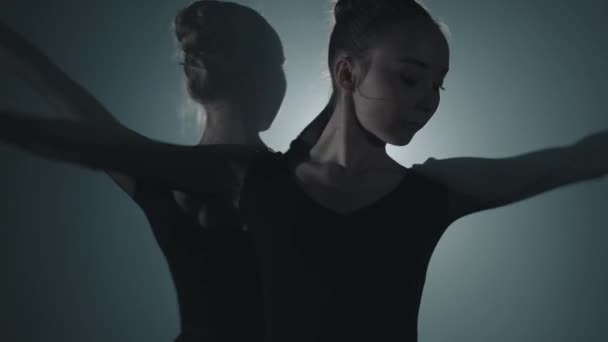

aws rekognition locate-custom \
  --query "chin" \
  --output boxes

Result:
[256,123,272,133]
[389,139,412,147]
[386,133,414,146]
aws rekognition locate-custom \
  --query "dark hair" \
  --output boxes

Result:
[174,0,285,102]
[286,0,445,163]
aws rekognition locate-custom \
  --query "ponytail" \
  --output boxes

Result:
[285,92,336,164]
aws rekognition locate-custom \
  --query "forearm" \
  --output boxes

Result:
[0,114,236,194]
[499,141,604,204]
[419,132,607,220]
[571,130,608,180]
[0,113,141,166]
[474,133,605,209]
[2,22,142,196]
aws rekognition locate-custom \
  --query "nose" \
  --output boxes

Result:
[417,87,440,112]
[416,98,436,115]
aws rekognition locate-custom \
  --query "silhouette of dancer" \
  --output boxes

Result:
[0,1,285,341]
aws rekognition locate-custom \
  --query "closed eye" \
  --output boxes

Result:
[400,75,446,91]
[399,75,418,86]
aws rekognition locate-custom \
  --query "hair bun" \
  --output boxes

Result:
[334,0,420,22]
[333,0,360,22]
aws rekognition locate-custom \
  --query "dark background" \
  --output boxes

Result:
[0,0,606,341]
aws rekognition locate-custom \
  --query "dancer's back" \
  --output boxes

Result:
[133,178,264,342]
[135,1,286,341]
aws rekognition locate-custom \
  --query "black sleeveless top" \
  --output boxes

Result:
[133,180,265,342]
[240,151,454,342]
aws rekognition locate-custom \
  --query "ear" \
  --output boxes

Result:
[334,56,357,93]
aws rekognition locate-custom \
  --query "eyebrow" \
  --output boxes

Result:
[399,57,449,74]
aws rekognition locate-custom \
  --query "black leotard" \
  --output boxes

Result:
[239,151,454,342]
[133,181,265,342]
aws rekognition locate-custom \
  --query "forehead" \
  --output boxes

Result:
[371,17,450,72]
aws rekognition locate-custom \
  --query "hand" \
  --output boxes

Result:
[575,129,608,178]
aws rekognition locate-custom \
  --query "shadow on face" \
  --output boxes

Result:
[352,16,450,146]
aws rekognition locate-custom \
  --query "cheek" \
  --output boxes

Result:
[355,89,414,124]
[354,96,422,146]
[358,74,419,118]
[353,72,420,139]
[185,69,204,88]
[354,97,403,133]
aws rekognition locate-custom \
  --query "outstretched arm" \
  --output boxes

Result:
[0,20,117,123]
[413,130,607,223]
[0,112,255,196]
[0,20,137,195]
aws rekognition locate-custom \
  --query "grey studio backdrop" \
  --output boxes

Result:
[0,0,606,341]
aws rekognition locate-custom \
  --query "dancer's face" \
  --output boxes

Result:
[177,30,212,100]
[348,17,450,146]
[175,5,206,95]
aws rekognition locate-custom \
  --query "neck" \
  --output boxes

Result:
[308,94,395,173]
[198,100,264,147]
